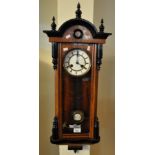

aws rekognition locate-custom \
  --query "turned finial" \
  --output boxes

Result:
[99,19,104,33]
[75,2,82,18]
[51,16,56,31]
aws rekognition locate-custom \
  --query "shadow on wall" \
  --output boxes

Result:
[91,56,115,155]
[39,60,59,155]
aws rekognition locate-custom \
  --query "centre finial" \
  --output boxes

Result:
[75,2,82,18]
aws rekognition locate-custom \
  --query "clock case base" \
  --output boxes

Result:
[50,116,100,144]
[50,137,100,145]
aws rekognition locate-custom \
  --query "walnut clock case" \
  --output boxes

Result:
[43,3,112,145]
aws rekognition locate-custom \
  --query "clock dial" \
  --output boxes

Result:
[63,49,91,76]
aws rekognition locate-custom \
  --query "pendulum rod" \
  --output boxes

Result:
[72,77,82,110]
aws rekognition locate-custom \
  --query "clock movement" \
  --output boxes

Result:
[43,3,112,145]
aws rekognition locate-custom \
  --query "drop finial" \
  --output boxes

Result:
[75,2,82,18]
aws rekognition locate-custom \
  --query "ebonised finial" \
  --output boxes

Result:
[99,19,104,33]
[51,16,56,31]
[75,2,82,18]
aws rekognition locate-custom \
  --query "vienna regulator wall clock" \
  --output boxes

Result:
[43,3,111,147]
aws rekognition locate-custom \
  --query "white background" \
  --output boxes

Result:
[0,0,155,155]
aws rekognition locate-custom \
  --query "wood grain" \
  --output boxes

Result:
[49,37,105,44]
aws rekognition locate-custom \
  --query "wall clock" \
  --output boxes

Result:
[43,3,111,149]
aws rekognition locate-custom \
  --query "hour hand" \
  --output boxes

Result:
[81,64,87,69]
[66,64,73,68]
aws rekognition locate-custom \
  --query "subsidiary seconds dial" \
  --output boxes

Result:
[63,49,91,76]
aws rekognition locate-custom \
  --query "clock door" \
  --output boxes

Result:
[58,43,97,140]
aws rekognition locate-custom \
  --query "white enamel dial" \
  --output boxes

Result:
[63,49,91,76]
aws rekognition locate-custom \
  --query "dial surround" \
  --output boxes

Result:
[73,29,83,39]
[63,49,91,76]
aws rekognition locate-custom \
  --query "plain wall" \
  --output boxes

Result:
[39,0,115,155]
[39,0,58,155]
[91,0,115,155]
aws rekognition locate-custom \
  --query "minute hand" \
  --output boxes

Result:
[76,50,79,64]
